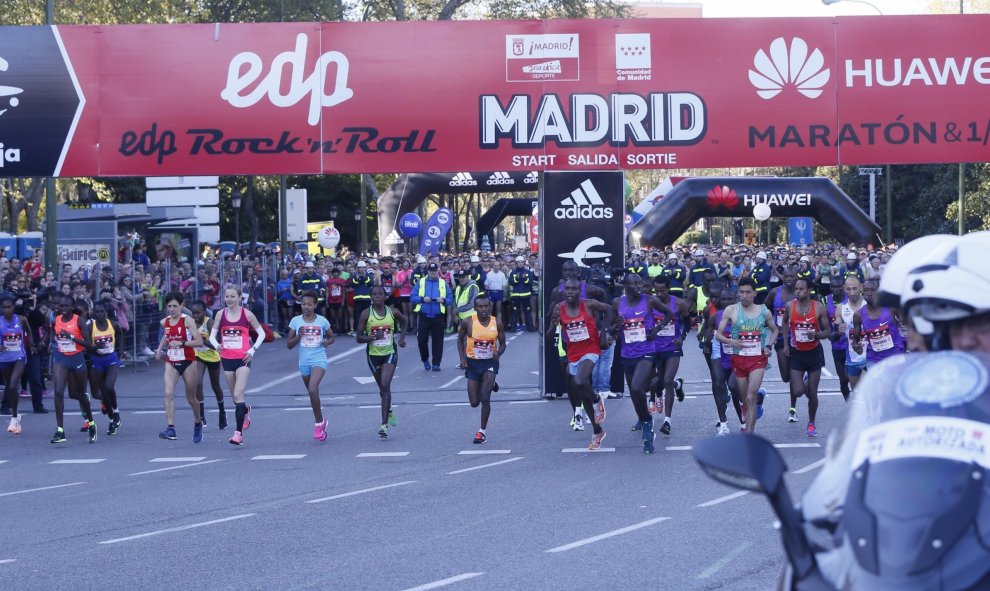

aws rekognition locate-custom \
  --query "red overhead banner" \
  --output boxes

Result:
[1,16,989,177]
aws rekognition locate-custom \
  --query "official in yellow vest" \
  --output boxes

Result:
[454,272,480,326]
[410,263,454,371]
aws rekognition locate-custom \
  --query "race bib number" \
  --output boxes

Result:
[299,326,322,348]
[656,321,676,338]
[95,336,114,355]
[222,329,244,350]
[775,310,784,327]
[474,339,494,359]
[56,337,75,353]
[167,346,186,362]
[564,321,589,342]
[371,326,392,347]
[869,330,894,352]
[738,330,763,357]
[794,322,816,343]
[711,339,722,359]
[3,334,22,352]
[623,317,647,344]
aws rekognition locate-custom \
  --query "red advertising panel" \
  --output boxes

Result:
[0,16,987,178]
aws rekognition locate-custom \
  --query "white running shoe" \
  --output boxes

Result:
[574,415,585,431]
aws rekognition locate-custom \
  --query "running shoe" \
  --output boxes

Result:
[388,408,397,427]
[648,399,657,414]
[788,408,798,423]
[807,422,818,437]
[631,420,644,431]
[219,409,228,431]
[314,419,328,442]
[88,420,98,444]
[423,360,432,371]
[569,415,577,430]
[80,419,90,432]
[473,431,486,444]
[643,420,656,454]
[378,424,389,439]
[242,404,252,430]
[159,425,178,440]
[193,422,203,444]
[50,428,66,444]
[659,420,672,436]
[574,415,585,431]
[757,388,766,420]
[492,381,500,393]
[716,422,730,436]
[228,431,243,445]
[588,430,606,451]
[107,414,120,436]
[431,365,441,372]
[594,398,606,425]
[7,416,21,435]
[674,377,685,402]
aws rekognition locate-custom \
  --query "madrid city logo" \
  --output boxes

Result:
[558,237,610,268]
[749,37,829,100]
[554,179,614,220]
[0,56,24,118]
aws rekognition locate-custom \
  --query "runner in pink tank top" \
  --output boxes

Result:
[209,285,265,446]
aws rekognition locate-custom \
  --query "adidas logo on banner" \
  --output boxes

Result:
[487,171,515,186]
[383,229,404,244]
[524,171,539,184]
[554,179,614,219]
[449,172,478,187]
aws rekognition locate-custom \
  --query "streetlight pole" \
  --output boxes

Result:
[354,209,363,255]
[233,190,242,249]
[44,0,58,272]
[821,0,882,15]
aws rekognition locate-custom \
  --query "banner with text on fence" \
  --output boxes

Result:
[2,16,990,177]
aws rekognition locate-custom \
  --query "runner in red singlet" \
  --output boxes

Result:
[155,292,205,443]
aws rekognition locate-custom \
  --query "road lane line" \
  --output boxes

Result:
[447,457,523,475]
[696,541,754,579]
[149,457,206,463]
[251,454,306,460]
[356,452,410,458]
[666,446,692,451]
[400,572,484,591]
[283,407,318,411]
[439,376,463,389]
[509,400,546,405]
[133,410,166,415]
[793,458,827,474]
[457,449,511,455]
[49,459,105,464]
[696,490,749,508]
[248,345,365,393]
[99,513,255,545]
[0,559,16,565]
[129,459,222,476]
[434,402,470,407]
[306,480,416,503]
[562,448,615,453]
[0,482,85,498]
[774,443,821,448]
[545,517,670,553]
[821,366,835,378]
[0,460,7,464]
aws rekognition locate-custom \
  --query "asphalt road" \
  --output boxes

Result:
[0,329,848,591]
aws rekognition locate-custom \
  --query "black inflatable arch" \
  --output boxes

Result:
[475,197,537,248]
[633,177,883,247]
[377,171,537,250]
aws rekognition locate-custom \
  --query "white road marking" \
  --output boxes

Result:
[821,366,835,378]
[283,407,316,411]
[129,459,222,476]
[696,490,750,508]
[0,559,16,565]
[49,459,105,464]
[0,460,7,464]
[248,345,365,393]
[439,376,463,389]
[359,405,382,409]
[306,480,416,503]
[458,449,511,455]
[99,513,255,545]
[447,457,523,475]
[667,443,821,452]
[434,402,470,407]
[400,572,484,591]
[562,448,615,453]
[356,452,410,458]
[251,454,306,460]
[792,458,827,474]
[0,482,85,498]
[509,400,547,405]
[696,541,754,579]
[133,410,166,415]
[353,376,377,385]
[665,446,692,451]
[545,517,670,553]
[149,457,206,463]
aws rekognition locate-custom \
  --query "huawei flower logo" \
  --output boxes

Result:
[707,185,738,209]
[749,37,830,100]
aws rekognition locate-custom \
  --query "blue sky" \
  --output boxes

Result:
[668,0,933,17]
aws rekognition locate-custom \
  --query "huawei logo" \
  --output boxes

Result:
[749,37,830,100]
[707,185,738,209]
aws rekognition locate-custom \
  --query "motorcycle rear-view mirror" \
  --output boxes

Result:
[692,433,787,495]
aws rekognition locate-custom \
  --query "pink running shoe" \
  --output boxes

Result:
[314,419,328,442]
[228,431,243,445]
[242,404,252,431]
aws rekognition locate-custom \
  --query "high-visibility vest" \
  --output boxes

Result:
[455,282,478,320]
[414,278,446,314]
